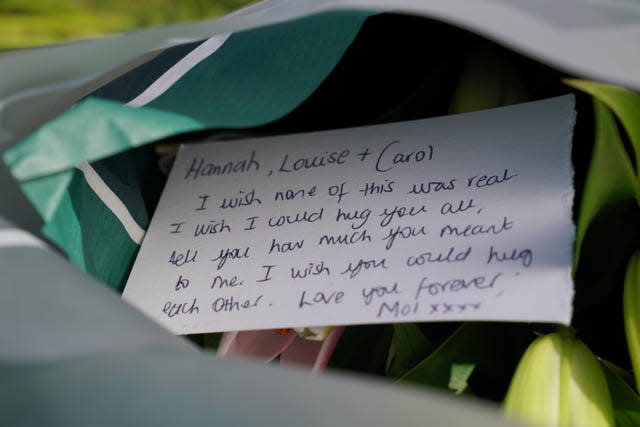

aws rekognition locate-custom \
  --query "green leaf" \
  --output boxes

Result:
[386,323,433,378]
[398,324,478,390]
[572,199,640,313]
[396,324,480,388]
[601,358,635,390]
[601,359,640,426]
[448,363,475,395]
[565,79,640,169]
[624,250,640,392]
[329,324,393,375]
[398,323,531,400]
[571,98,639,271]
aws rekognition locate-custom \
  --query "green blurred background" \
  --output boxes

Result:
[0,0,255,49]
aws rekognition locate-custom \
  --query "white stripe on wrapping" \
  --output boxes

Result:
[76,162,145,245]
[127,32,232,107]
[0,228,47,249]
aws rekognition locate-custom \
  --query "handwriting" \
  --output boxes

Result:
[414,273,502,299]
[319,229,372,246]
[211,275,244,289]
[335,207,371,230]
[269,238,304,254]
[328,182,349,204]
[376,300,483,318]
[174,275,190,291]
[379,204,428,227]
[194,219,231,237]
[440,199,477,215]
[376,300,419,318]
[168,249,197,267]
[290,261,330,279]
[212,294,263,313]
[375,140,433,172]
[359,180,394,197]
[163,298,199,317]
[138,97,571,335]
[274,185,317,201]
[170,222,186,234]
[466,169,517,188]
[195,194,210,211]
[487,246,532,267]
[278,149,350,173]
[244,216,259,231]
[298,289,345,309]
[362,283,400,305]
[268,208,323,228]
[428,302,481,314]
[406,247,472,266]
[184,151,259,180]
[211,247,250,270]
[381,225,427,250]
[219,189,262,209]
[439,217,513,238]
[257,265,276,283]
[408,179,456,194]
[341,257,388,279]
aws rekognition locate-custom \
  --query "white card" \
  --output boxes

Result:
[122,96,575,334]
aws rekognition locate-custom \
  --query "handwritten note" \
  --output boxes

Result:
[122,96,575,334]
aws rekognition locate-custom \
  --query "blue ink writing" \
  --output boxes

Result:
[408,179,456,194]
[379,204,428,227]
[406,247,472,266]
[291,261,330,279]
[194,219,231,237]
[381,225,427,250]
[487,246,532,267]
[219,189,262,209]
[269,238,304,254]
[257,265,276,282]
[439,217,513,238]
[335,207,371,230]
[211,247,250,270]
[163,298,199,317]
[211,275,244,289]
[212,295,263,313]
[168,249,197,267]
[466,169,516,188]
[359,180,394,197]
[376,301,419,318]
[170,222,185,234]
[184,151,259,180]
[268,208,323,228]
[244,216,259,231]
[440,199,477,215]
[319,229,372,246]
[362,283,400,305]
[341,258,388,279]
[375,140,433,172]
[195,194,209,211]
[328,182,349,204]
[298,289,345,308]
[415,273,502,299]
[278,149,349,173]
[274,185,317,201]
[175,275,189,291]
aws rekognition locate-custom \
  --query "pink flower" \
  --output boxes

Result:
[217,327,345,373]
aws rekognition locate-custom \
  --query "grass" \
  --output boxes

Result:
[0,0,254,49]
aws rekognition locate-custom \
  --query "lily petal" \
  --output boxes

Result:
[217,330,296,363]
[280,326,345,373]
